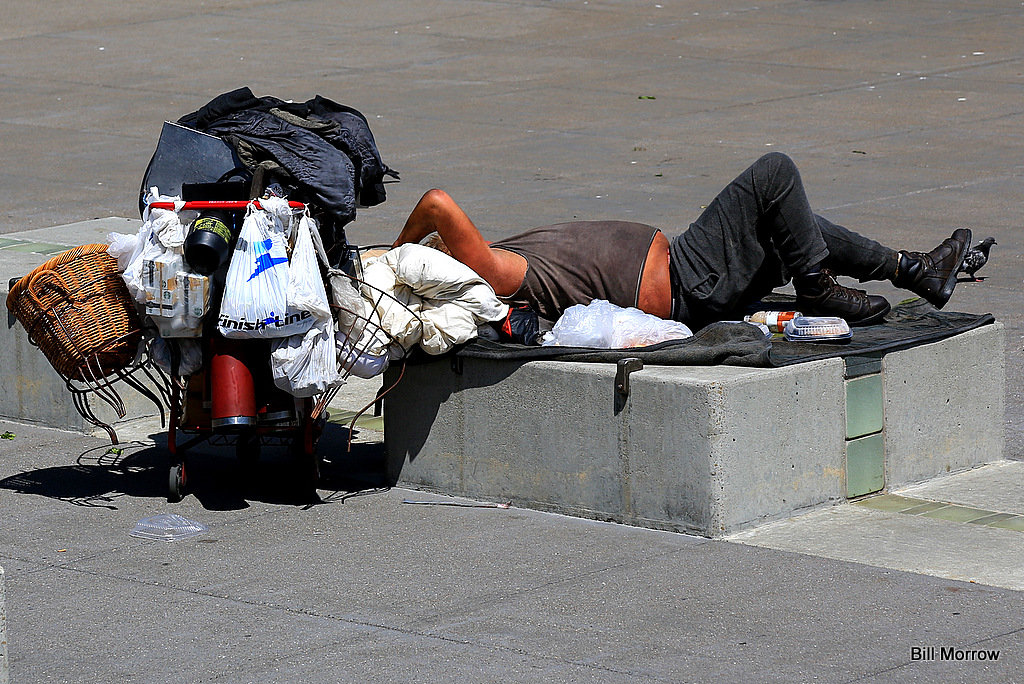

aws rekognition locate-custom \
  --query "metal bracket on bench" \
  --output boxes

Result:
[615,358,644,397]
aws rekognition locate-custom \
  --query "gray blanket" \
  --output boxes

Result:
[450,298,995,368]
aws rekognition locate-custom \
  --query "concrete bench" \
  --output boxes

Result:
[383,323,1005,537]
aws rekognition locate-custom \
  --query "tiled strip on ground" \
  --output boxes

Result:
[326,409,383,433]
[0,238,74,255]
[855,494,1024,532]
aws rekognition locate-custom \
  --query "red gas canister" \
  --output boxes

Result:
[210,336,257,430]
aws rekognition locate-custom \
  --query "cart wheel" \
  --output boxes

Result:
[291,439,321,503]
[168,462,186,503]
[236,430,261,463]
[306,457,321,503]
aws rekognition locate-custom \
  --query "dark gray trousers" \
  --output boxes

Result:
[669,152,898,325]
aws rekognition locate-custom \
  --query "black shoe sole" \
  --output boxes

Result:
[848,300,891,327]
[928,228,972,309]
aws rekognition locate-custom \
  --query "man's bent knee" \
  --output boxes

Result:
[757,151,796,174]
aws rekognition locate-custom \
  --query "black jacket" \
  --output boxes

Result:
[178,87,397,229]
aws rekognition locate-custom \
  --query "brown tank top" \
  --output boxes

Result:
[491,221,659,321]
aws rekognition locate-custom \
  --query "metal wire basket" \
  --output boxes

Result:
[312,261,423,432]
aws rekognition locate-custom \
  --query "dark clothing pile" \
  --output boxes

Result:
[178,87,398,231]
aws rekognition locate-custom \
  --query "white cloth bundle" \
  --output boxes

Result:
[360,244,509,355]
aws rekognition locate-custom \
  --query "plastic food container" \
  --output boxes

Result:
[782,316,852,342]
[130,514,208,542]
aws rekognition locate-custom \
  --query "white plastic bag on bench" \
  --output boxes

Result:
[541,299,693,348]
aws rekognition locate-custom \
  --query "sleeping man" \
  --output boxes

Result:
[391,153,972,331]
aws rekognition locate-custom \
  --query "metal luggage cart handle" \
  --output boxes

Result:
[147,200,307,212]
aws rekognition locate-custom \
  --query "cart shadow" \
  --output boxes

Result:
[0,441,166,509]
[0,424,388,511]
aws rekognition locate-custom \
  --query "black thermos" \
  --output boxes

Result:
[184,210,234,275]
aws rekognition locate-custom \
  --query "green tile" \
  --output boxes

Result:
[853,495,1024,533]
[968,512,1018,526]
[919,505,995,523]
[0,238,28,248]
[328,410,383,432]
[900,501,950,515]
[846,374,883,438]
[986,516,1024,532]
[4,242,69,255]
[844,353,884,379]
[854,494,926,513]
[846,433,885,497]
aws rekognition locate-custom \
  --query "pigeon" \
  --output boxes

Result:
[958,237,997,281]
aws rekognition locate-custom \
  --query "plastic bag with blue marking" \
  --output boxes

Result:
[217,204,313,339]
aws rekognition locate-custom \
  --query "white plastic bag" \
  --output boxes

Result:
[107,231,141,272]
[118,192,187,303]
[148,337,203,376]
[270,314,345,397]
[336,329,390,379]
[270,211,346,396]
[329,271,371,338]
[286,212,331,323]
[541,299,693,348]
[112,192,210,338]
[218,204,311,339]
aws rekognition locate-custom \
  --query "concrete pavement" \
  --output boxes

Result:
[2,0,1023,681]
[2,411,1023,683]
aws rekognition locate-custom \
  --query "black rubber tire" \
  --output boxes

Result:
[235,430,262,464]
[168,463,185,503]
[291,439,321,503]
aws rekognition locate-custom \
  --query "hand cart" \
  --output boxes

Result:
[148,199,415,504]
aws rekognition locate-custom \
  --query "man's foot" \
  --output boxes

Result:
[893,228,972,309]
[794,270,891,326]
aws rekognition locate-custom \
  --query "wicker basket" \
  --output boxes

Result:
[6,244,142,382]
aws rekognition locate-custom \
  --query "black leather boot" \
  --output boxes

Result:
[794,270,891,326]
[892,228,972,309]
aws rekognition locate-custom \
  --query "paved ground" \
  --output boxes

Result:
[1,0,1023,681]
[2,413,1023,683]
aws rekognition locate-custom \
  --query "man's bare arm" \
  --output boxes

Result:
[392,189,527,296]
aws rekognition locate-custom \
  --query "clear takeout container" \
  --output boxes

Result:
[782,316,852,342]
[130,514,208,542]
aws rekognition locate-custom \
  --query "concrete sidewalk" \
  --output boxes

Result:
[2,0,1023,681]
[1,411,1023,683]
